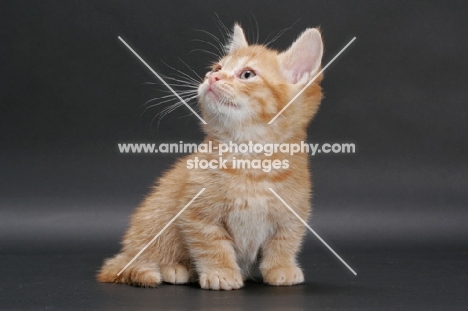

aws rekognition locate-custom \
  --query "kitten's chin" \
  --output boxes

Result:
[204,92,239,110]
[201,97,241,116]
[205,101,241,120]
[199,85,240,110]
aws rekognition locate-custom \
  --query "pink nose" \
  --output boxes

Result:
[209,73,221,85]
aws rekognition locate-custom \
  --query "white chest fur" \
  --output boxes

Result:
[226,196,275,273]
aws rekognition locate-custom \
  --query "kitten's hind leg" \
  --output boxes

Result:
[160,263,191,284]
[97,253,162,287]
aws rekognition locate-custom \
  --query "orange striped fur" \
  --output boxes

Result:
[97,24,324,290]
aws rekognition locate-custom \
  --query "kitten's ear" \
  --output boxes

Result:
[278,28,323,84]
[226,23,248,54]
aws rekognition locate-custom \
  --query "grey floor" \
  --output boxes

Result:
[1,157,468,309]
[2,241,467,310]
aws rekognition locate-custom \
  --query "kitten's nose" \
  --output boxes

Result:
[209,73,221,85]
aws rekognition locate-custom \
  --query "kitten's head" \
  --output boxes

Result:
[198,24,323,142]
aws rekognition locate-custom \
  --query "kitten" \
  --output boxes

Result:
[97,24,323,290]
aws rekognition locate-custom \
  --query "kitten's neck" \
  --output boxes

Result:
[204,127,307,145]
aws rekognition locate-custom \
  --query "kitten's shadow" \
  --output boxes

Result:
[250,280,356,296]
[182,265,357,295]
[185,280,357,296]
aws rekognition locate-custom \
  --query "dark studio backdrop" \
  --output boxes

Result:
[1,0,467,309]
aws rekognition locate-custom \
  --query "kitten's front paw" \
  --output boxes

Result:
[263,266,304,286]
[199,269,243,290]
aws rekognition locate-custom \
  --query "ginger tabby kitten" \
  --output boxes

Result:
[97,24,324,290]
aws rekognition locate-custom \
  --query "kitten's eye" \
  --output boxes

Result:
[212,64,222,72]
[239,70,256,80]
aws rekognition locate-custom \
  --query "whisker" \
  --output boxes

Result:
[155,98,193,127]
[142,93,182,108]
[191,39,223,57]
[144,90,197,104]
[160,103,182,118]
[194,29,225,53]
[150,94,198,113]
[162,82,199,89]
[250,12,260,44]
[160,60,201,85]
[143,102,173,117]
[214,13,230,44]
[159,75,199,87]
[194,28,224,46]
[144,92,197,106]
[188,48,220,58]
[178,58,203,81]
[214,23,228,47]
[150,96,194,129]
[143,80,199,88]
[264,19,301,47]
[143,94,198,115]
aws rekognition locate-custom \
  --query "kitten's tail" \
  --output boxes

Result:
[96,253,161,287]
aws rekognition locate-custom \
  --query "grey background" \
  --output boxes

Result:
[1,0,467,309]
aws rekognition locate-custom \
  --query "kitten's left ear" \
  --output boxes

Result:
[278,28,323,84]
[226,23,248,54]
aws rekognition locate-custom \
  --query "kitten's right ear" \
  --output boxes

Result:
[226,23,248,54]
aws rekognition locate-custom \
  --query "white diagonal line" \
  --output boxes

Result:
[268,37,356,124]
[117,36,207,125]
[117,188,206,276]
[268,188,357,276]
